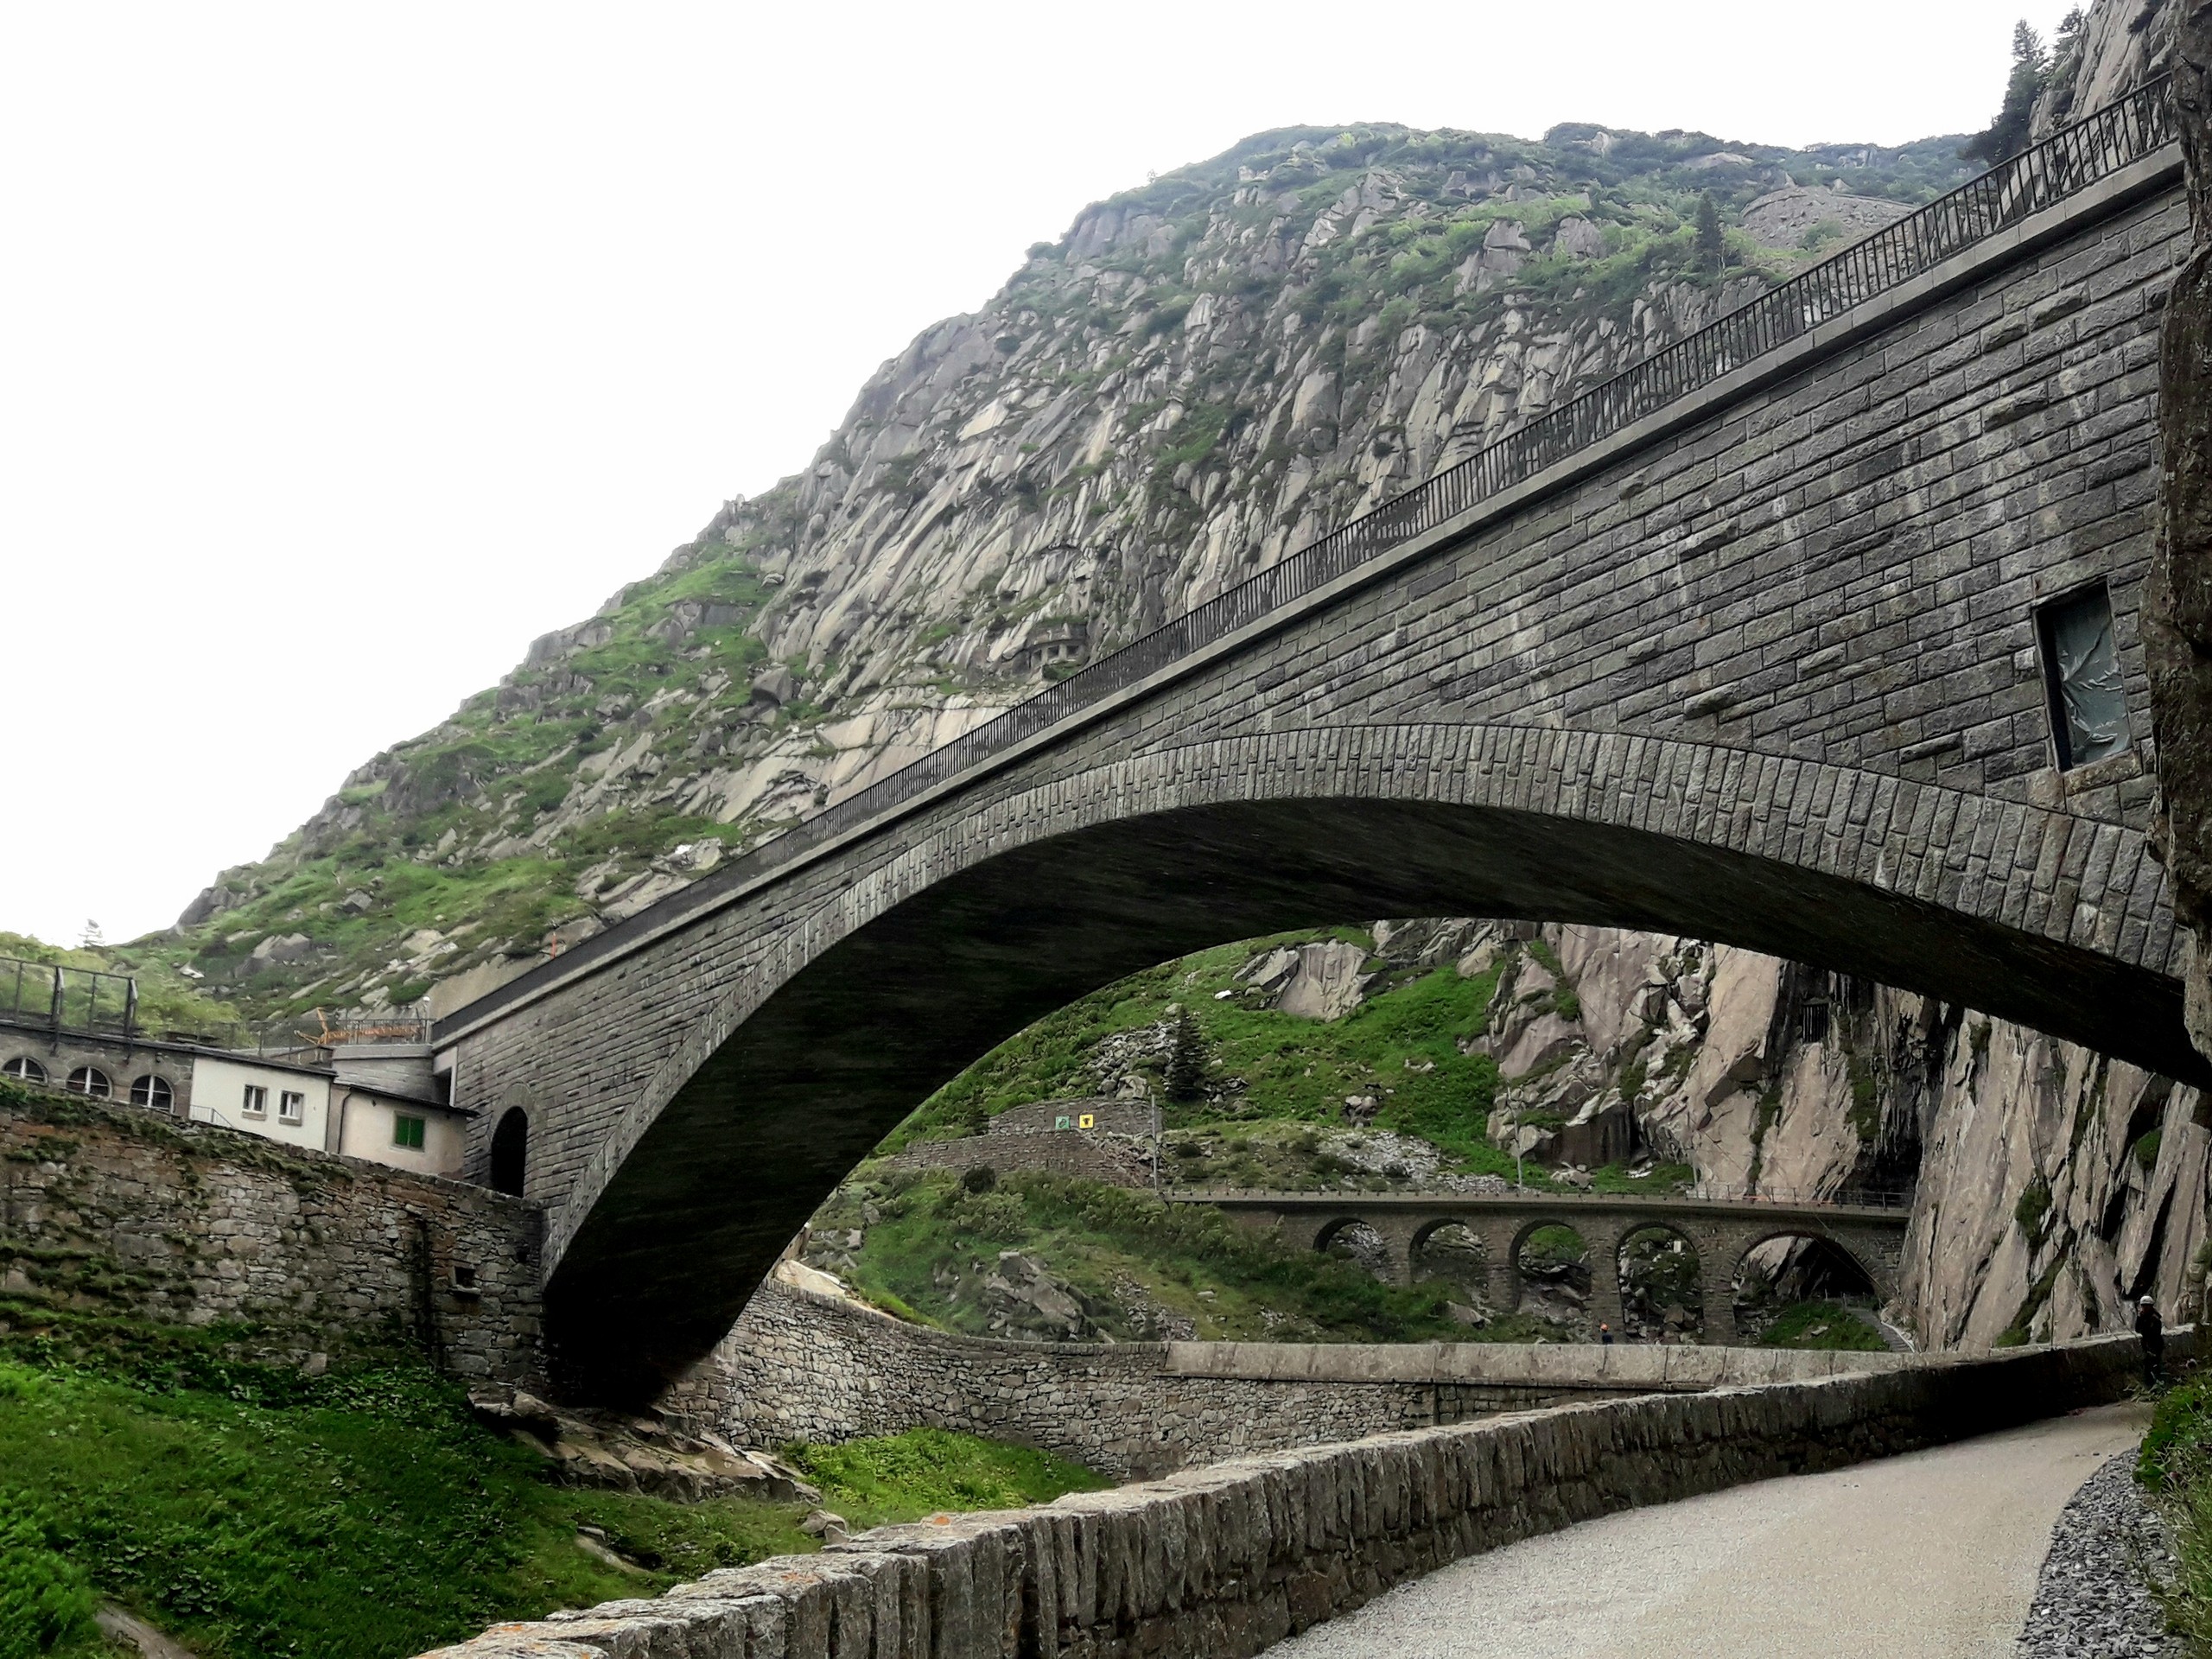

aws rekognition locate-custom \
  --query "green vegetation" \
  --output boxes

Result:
[1758,1300,1887,1351]
[887,931,1517,1176]
[1961,16,2086,168]
[803,926,1698,1343]
[783,1427,1107,1523]
[0,931,238,1041]
[815,1167,1485,1344]
[2139,1368,2212,1643]
[0,1303,1101,1659]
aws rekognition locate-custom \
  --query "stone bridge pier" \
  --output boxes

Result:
[1188,1192,1910,1344]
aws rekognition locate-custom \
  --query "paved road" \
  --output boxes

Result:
[1270,1404,2151,1659]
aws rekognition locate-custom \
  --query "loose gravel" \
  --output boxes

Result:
[2017,1448,2186,1657]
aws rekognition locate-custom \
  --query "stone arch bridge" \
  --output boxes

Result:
[1179,1191,1910,1345]
[429,86,2195,1398]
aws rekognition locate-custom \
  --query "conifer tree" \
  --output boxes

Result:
[1694,193,1726,277]
[1164,1007,1206,1103]
[1961,22,2050,167]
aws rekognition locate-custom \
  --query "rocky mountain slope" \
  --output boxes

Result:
[151,118,1973,1015]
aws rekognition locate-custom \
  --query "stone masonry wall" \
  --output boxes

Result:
[427,1330,2174,1659]
[0,1081,543,1384]
[868,1131,1154,1188]
[671,1282,1901,1480]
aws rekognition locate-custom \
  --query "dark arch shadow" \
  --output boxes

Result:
[1509,1221,1592,1328]
[543,795,2197,1400]
[1314,1218,1392,1282]
[490,1108,529,1198]
[1409,1222,1490,1301]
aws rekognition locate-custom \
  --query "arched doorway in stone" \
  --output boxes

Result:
[490,1107,530,1198]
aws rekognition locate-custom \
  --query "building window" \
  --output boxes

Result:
[241,1084,267,1116]
[278,1090,304,1124]
[2038,582,2130,770]
[3,1057,46,1085]
[393,1115,426,1150]
[129,1074,174,1110]
[66,1066,111,1098]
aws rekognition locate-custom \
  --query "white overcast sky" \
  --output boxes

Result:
[1,1,2080,947]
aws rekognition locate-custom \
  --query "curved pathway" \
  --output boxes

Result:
[1269,1403,2153,1658]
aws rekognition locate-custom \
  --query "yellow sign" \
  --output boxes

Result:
[1078,1113,1095,1129]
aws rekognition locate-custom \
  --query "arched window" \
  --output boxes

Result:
[130,1074,174,1110]
[3,1057,47,1085]
[66,1066,111,1098]
[490,1108,528,1197]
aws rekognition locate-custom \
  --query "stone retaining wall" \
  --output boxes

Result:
[0,1081,543,1383]
[673,1281,1904,1480]
[867,1132,1154,1188]
[428,1329,2177,1659]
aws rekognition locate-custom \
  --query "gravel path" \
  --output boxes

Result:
[1267,1405,2149,1659]
[2016,1446,2184,1657]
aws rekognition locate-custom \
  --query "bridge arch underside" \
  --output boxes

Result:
[545,778,2198,1401]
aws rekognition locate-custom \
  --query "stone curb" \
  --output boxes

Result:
[417,1330,2179,1659]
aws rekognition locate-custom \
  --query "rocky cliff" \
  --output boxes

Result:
[1484,925,2209,1345]
[155,118,1969,1014]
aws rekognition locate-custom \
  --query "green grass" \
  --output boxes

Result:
[785,1427,1108,1524]
[0,1306,1104,1659]
[887,934,1516,1173]
[818,1168,1525,1344]
[2139,1370,2212,1643]
[1758,1300,1888,1351]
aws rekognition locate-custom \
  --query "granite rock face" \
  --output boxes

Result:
[2151,4,2212,1066]
[167,111,1977,1014]
[1375,919,2212,1347]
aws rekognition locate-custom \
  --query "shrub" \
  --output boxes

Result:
[0,1491,96,1659]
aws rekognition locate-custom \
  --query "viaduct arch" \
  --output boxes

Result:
[429,89,2196,1399]
[1201,1192,1908,1344]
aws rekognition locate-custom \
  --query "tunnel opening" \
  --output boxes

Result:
[1732,1234,1882,1348]
[490,1108,529,1198]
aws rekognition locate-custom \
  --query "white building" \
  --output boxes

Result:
[2,1011,469,1178]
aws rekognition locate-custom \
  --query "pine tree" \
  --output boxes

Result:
[1164,1007,1206,1103]
[1961,22,2050,168]
[1694,193,1726,278]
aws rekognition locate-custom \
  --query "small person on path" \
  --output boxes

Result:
[2136,1294,2164,1387]
[1599,1322,1613,1345]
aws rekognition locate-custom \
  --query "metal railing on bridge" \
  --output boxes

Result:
[446,76,2179,1024]
[0,957,139,1040]
[0,955,429,1057]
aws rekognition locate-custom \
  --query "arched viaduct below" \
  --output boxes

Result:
[429,86,2197,1398]
[1180,1191,1910,1345]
